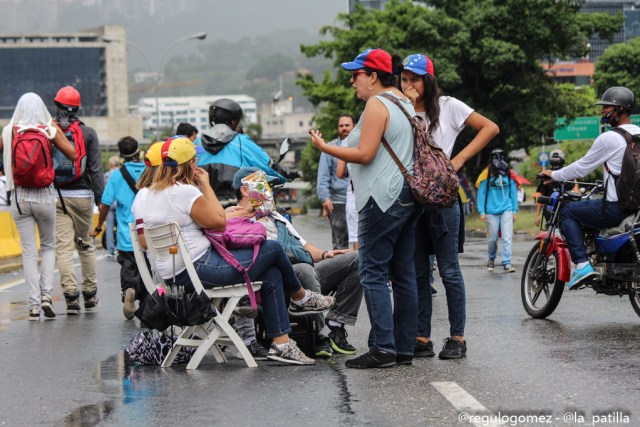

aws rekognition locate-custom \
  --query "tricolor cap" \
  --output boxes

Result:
[402,54,435,76]
[144,142,164,167]
[161,137,203,166]
[341,48,392,73]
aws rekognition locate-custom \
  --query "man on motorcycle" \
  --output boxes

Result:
[197,98,289,206]
[541,86,640,290]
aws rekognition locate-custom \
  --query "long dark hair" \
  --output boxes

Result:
[420,74,441,135]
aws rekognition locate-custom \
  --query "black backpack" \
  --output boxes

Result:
[605,127,640,213]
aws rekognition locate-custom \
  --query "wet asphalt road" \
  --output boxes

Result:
[1,214,639,427]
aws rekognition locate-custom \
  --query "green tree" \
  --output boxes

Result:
[297,0,622,178]
[593,36,640,97]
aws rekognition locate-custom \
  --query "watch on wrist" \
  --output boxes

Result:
[94,226,103,232]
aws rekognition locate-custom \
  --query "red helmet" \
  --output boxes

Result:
[54,86,81,107]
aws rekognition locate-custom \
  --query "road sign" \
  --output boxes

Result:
[538,151,549,167]
[555,115,640,141]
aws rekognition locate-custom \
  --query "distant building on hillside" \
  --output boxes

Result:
[260,97,315,140]
[133,95,257,137]
[0,25,142,144]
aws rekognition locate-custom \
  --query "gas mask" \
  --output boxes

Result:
[491,157,509,176]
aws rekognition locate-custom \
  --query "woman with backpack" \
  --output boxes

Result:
[139,137,335,365]
[477,149,518,274]
[310,48,424,369]
[400,53,499,360]
[0,93,76,320]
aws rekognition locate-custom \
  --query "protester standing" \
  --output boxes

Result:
[400,53,499,359]
[311,48,423,368]
[317,115,354,249]
[0,93,76,320]
[477,149,518,273]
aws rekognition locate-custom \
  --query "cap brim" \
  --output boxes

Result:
[341,61,364,71]
[402,66,427,76]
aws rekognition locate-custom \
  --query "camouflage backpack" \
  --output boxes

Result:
[379,93,459,209]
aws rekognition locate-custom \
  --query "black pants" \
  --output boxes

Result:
[117,250,149,302]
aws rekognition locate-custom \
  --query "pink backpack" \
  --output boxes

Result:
[203,217,267,309]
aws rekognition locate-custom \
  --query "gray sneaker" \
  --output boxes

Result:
[40,296,56,319]
[487,260,495,272]
[267,340,315,365]
[65,296,80,315]
[504,264,516,273]
[28,307,40,321]
[288,291,335,316]
[123,288,136,320]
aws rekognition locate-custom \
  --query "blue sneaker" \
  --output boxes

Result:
[568,263,597,290]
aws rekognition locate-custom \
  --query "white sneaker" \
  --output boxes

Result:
[123,288,136,320]
[267,340,315,365]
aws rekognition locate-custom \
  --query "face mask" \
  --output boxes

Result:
[56,108,71,130]
[601,109,621,126]
[491,158,509,176]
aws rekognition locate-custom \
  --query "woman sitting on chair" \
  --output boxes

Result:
[140,137,334,365]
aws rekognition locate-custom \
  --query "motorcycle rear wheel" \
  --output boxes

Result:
[521,243,565,318]
[629,285,640,317]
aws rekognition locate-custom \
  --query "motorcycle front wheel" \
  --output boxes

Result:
[521,243,565,318]
[629,285,640,317]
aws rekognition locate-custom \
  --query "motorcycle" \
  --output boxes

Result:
[521,178,640,318]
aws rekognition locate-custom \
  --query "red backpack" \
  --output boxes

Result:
[52,121,87,186]
[11,127,55,188]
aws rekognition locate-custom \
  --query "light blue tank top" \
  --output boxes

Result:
[346,91,415,213]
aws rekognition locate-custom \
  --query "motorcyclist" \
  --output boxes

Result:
[541,86,640,290]
[197,98,290,206]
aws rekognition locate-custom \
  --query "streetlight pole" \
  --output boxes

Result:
[103,31,207,140]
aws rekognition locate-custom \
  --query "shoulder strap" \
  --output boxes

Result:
[612,127,634,144]
[381,137,412,181]
[209,238,257,309]
[120,165,139,195]
[378,92,416,129]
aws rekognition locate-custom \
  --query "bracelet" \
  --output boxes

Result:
[321,251,328,260]
[94,226,103,232]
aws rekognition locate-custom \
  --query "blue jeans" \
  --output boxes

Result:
[486,211,514,265]
[172,240,301,338]
[358,184,423,356]
[560,199,626,264]
[415,203,466,338]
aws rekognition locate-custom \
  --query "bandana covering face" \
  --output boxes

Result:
[242,170,274,219]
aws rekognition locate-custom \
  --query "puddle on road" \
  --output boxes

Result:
[58,351,160,426]
[0,301,28,326]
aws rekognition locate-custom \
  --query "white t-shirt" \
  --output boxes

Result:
[131,187,149,234]
[0,176,7,206]
[417,96,474,158]
[142,184,211,279]
[551,124,640,202]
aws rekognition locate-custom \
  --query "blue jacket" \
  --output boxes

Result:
[316,139,348,204]
[196,124,286,206]
[477,175,518,215]
[101,161,146,252]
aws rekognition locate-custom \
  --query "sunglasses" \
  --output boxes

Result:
[351,70,368,80]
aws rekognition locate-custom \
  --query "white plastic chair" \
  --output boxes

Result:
[129,223,157,295]
[143,222,262,369]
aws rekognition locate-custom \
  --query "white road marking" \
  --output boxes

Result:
[432,381,504,427]
[0,254,107,291]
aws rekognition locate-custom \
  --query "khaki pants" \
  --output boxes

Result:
[56,197,97,298]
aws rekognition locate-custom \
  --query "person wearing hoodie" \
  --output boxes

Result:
[196,98,287,206]
[477,148,518,273]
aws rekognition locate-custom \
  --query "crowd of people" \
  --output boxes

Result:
[2,47,635,370]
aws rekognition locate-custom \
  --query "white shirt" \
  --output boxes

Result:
[417,96,474,158]
[142,184,211,279]
[551,124,640,202]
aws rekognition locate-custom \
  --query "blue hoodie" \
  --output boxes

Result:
[477,175,518,215]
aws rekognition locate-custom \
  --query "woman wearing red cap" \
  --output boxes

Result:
[140,137,335,365]
[310,48,424,369]
[400,53,499,360]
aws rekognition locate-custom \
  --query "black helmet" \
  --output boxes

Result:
[490,148,506,159]
[209,98,243,126]
[549,149,565,170]
[595,86,635,112]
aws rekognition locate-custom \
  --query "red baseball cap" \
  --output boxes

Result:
[341,48,392,73]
